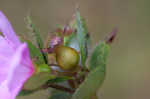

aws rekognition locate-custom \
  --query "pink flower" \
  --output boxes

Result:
[0,11,34,99]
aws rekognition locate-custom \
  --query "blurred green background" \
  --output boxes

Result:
[1,0,150,99]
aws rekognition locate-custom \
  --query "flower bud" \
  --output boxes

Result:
[55,45,79,71]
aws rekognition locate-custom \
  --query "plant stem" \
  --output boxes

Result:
[43,83,75,94]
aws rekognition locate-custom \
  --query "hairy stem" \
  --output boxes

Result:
[43,83,75,94]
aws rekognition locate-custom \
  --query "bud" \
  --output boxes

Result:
[54,45,79,71]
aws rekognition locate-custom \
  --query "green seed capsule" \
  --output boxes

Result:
[55,45,79,71]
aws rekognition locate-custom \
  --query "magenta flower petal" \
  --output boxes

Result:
[0,11,21,46]
[0,36,14,83]
[0,11,34,99]
[0,43,34,99]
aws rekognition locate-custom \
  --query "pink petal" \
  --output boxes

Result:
[0,36,14,83]
[0,11,34,99]
[0,83,12,99]
[0,11,21,46]
[0,43,34,99]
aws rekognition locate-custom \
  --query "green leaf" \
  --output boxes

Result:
[26,16,43,49]
[71,42,110,99]
[47,76,72,84]
[18,90,35,96]
[26,16,48,64]
[37,64,51,73]
[75,10,89,67]
[23,63,54,90]
[72,65,106,99]
[89,42,110,70]
[26,40,45,64]
[23,72,53,90]
[49,90,71,99]
[64,33,76,47]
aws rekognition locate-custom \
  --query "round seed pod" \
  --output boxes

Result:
[55,45,79,71]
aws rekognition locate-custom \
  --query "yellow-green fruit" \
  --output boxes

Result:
[55,45,79,71]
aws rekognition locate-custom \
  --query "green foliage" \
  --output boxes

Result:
[89,42,110,70]
[72,65,105,99]
[47,76,72,84]
[75,10,89,67]
[26,16,43,49]
[26,16,48,64]
[49,90,71,99]
[71,42,110,99]
[23,63,53,90]
[24,72,52,90]
[64,33,76,47]
[21,10,113,99]
[18,90,35,96]
[64,34,80,52]
[37,64,51,73]
[19,64,52,96]
[26,40,45,64]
